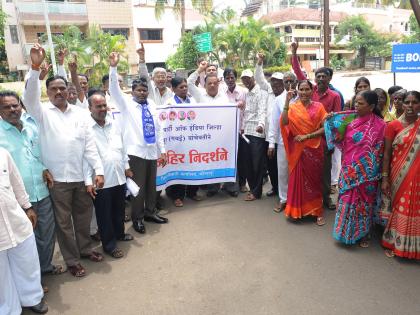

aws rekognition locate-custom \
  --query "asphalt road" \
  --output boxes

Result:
[31,185,419,315]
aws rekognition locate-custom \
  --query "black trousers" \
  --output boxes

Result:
[93,184,126,253]
[322,146,333,204]
[166,185,199,200]
[237,134,248,187]
[128,155,157,221]
[267,142,278,194]
[244,135,267,198]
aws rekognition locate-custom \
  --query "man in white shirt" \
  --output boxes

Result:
[187,62,231,197]
[241,69,268,201]
[137,42,173,106]
[109,52,168,235]
[267,72,298,212]
[0,148,48,314]
[23,44,105,277]
[85,90,134,258]
[255,53,285,198]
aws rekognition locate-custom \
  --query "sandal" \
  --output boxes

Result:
[43,264,66,276]
[108,248,124,259]
[316,217,326,226]
[384,249,395,258]
[68,264,86,277]
[273,202,286,213]
[244,193,257,201]
[42,283,49,294]
[240,186,249,193]
[359,239,370,248]
[81,251,104,262]
[174,199,184,207]
[118,233,134,241]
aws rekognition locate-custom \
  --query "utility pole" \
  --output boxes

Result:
[42,0,57,74]
[323,0,330,67]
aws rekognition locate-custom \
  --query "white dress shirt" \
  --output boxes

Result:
[85,115,129,188]
[224,84,247,131]
[267,93,287,148]
[243,84,268,138]
[0,148,33,251]
[187,71,230,104]
[138,63,173,106]
[109,66,165,160]
[255,64,277,141]
[165,95,197,105]
[23,69,104,182]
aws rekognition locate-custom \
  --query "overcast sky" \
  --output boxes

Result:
[213,0,246,13]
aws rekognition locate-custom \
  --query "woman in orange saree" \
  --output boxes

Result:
[381,91,420,260]
[281,80,327,226]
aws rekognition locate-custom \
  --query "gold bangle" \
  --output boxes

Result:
[382,172,389,177]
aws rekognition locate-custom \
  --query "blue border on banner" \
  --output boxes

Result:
[157,168,236,186]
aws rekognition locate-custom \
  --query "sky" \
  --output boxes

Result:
[212,0,246,13]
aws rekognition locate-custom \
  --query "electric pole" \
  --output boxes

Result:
[323,0,330,67]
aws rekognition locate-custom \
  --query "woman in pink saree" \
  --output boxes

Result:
[325,91,385,246]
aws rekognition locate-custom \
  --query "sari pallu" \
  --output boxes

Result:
[382,118,420,259]
[325,112,385,244]
[280,100,327,219]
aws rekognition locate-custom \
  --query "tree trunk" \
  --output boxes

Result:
[410,0,420,27]
[181,0,186,35]
[360,47,366,68]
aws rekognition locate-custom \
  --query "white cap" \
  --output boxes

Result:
[271,72,284,80]
[241,69,254,78]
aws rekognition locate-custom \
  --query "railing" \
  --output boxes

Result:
[16,1,87,15]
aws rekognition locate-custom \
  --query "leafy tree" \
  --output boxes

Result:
[166,32,200,70]
[0,8,10,82]
[403,13,420,43]
[335,15,394,68]
[154,0,213,35]
[45,25,128,86]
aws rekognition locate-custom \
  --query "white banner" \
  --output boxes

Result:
[156,104,238,190]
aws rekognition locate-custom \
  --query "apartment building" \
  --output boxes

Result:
[2,0,137,73]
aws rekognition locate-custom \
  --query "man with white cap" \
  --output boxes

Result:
[255,53,285,199]
[241,69,268,201]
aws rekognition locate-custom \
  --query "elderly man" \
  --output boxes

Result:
[291,41,341,210]
[255,53,285,198]
[267,72,297,212]
[241,69,268,201]
[23,44,105,277]
[137,42,173,106]
[85,90,134,258]
[0,91,64,285]
[109,52,168,235]
[0,148,48,314]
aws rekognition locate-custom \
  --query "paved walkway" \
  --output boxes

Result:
[28,187,419,315]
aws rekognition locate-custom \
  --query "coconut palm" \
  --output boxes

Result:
[154,0,213,35]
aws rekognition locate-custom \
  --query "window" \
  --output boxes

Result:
[295,24,305,29]
[103,28,129,39]
[284,26,292,33]
[274,27,280,33]
[9,25,19,44]
[139,29,163,42]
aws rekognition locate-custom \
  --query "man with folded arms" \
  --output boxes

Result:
[109,52,168,235]
[23,44,105,277]
[85,89,134,258]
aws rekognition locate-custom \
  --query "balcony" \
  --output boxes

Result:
[16,1,88,25]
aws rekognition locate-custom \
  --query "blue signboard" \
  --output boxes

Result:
[391,43,420,73]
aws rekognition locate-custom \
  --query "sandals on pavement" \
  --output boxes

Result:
[359,239,370,248]
[68,264,86,277]
[316,217,326,226]
[43,264,66,276]
[81,251,104,262]
[273,202,286,213]
[244,193,257,201]
[108,248,124,259]
[188,195,203,201]
[384,249,395,258]
[174,199,184,207]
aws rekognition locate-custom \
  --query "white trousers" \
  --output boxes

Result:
[277,143,289,203]
[0,234,43,315]
[331,148,342,186]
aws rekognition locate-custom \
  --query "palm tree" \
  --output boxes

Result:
[154,0,213,35]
